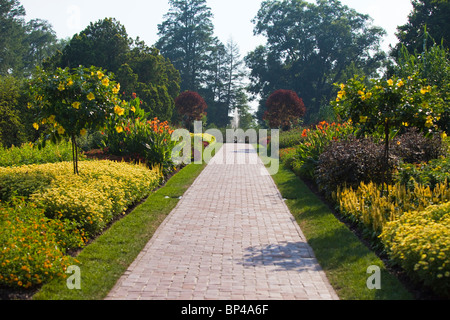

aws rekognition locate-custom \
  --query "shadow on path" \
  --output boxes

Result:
[238,242,322,273]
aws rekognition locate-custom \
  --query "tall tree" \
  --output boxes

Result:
[156,0,216,92]
[391,0,450,57]
[246,0,386,124]
[0,0,26,75]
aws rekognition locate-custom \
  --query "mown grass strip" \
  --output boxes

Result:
[32,162,207,300]
[272,163,413,300]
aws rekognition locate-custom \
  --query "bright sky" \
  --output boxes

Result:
[19,0,413,56]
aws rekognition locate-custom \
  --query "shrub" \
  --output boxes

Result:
[0,199,84,289]
[0,161,162,237]
[264,90,306,130]
[316,138,398,197]
[0,140,84,168]
[380,202,450,298]
[392,128,446,164]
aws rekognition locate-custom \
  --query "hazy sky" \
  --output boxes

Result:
[19,0,413,56]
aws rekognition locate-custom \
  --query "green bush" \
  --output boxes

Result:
[380,202,450,298]
[279,127,306,149]
[396,156,450,190]
[0,140,83,168]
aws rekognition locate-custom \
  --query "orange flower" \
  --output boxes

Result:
[302,129,308,138]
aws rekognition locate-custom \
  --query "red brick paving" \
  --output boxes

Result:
[105,144,338,300]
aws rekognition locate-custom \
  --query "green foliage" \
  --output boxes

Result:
[45,18,180,121]
[102,97,177,175]
[333,75,444,135]
[0,0,62,77]
[29,65,125,174]
[156,0,215,92]
[0,75,27,148]
[0,140,84,168]
[396,155,450,190]
[392,0,450,55]
[392,39,450,133]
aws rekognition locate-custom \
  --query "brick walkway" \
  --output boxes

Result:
[105,144,338,300]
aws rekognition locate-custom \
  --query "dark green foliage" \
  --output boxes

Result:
[391,0,450,56]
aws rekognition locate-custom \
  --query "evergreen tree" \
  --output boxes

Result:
[156,0,216,92]
[392,0,450,57]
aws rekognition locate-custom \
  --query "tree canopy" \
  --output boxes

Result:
[391,0,450,57]
[45,18,180,121]
[0,0,62,77]
[246,0,386,124]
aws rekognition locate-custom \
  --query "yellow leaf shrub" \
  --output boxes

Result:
[380,202,450,297]
[0,160,163,236]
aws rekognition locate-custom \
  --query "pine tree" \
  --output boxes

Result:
[156,0,216,92]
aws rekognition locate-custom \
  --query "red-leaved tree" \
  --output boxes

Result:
[175,91,208,129]
[265,90,306,130]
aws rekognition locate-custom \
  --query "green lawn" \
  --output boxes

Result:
[32,162,207,300]
[271,163,413,300]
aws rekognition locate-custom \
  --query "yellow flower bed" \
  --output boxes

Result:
[0,160,162,289]
[333,181,450,234]
[0,160,163,236]
[380,202,450,297]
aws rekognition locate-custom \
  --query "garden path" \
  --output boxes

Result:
[105,143,338,300]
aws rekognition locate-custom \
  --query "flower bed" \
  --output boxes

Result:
[0,160,162,289]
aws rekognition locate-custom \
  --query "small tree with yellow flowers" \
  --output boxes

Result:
[332,74,444,186]
[29,66,124,174]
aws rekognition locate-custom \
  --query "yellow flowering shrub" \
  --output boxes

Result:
[380,202,450,298]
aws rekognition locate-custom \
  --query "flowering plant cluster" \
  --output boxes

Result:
[333,75,445,134]
[286,121,354,180]
[102,96,177,175]
[28,66,125,174]
[0,160,162,289]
